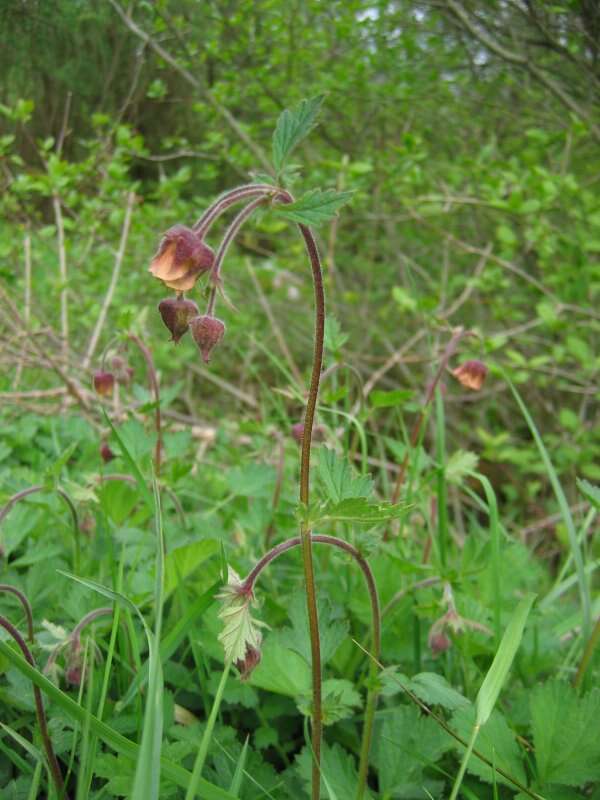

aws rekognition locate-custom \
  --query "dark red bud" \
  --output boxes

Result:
[93,370,115,396]
[100,442,115,463]
[189,315,226,363]
[158,297,200,343]
[66,665,82,686]
[111,356,134,384]
[235,644,262,681]
[452,359,488,391]
[291,422,326,445]
[428,628,451,657]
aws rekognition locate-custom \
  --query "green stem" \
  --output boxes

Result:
[128,334,162,477]
[185,660,232,800]
[574,615,600,689]
[449,723,479,800]
[435,388,448,568]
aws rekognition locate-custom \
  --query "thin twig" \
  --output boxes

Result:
[84,191,136,369]
[52,194,69,365]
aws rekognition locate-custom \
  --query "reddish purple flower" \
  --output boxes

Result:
[100,442,115,463]
[93,370,115,396]
[158,297,200,343]
[149,225,214,292]
[235,643,262,681]
[189,315,226,363]
[452,359,488,391]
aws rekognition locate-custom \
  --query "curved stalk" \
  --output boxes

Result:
[0,485,80,573]
[194,187,326,798]
[241,533,380,800]
[0,615,65,797]
[0,584,34,642]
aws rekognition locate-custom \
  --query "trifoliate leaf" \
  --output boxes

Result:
[272,95,324,172]
[531,680,600,787]
[275,188,354,226]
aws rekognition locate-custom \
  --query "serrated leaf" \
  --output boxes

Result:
[217,568,263,664]
[531,680,600,786]
[382,671,469,711]
[275,189,354,226]
[373,704,452,793]
[577,478,600,510]
[272,95,324,172]
[446,450,479,484]
[278,593,348,667]
[451,707,526,787]
[306,497,408,526]
[297,678,361,725]
[317,448,373,504]
[296,742,373,800]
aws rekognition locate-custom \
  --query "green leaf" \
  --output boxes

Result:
[272,95,324,172]
[382,671,469,711]
[278,593,348,666]
[275,188,354,226]
[577,478,600,510]
[531,680,600,787]
[369,389,413,408]
[476,594,536,726]
[451,707,526,787]
[164,539,220,596]
[373,704,452,793]
[296,742,372,800]
[446,450,479,484]
[317,448,373,504]
[297,678,361,725]
[306,497,408,526]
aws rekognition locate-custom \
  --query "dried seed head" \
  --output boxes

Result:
[189,315,226,363]
[291,422,326,445]
[158,296,199,343]
[149,225,214,292]
[452,359,488,391]
[100,442,115,463]
[93,370,115,396]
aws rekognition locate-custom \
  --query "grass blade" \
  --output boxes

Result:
[507,379,591,639]
[476,593,536,726]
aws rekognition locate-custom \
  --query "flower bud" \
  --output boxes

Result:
[111,355,134,384]
[428,629,451,657]
[158,297,199,344]
[149,225,214,292]
[189,315,226,363]
[452,359,488,391]
[235,643,262,681]
[291,422,326,445]
[100,442,115,463]
[93,370,115,396]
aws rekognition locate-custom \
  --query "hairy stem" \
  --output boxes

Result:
[193,184,276,237]
[241,533,380,800]
[0,615,65,797]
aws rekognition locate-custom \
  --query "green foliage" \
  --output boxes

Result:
[530,680,600,787]
[275,189,354,226]
[272,95,324,174]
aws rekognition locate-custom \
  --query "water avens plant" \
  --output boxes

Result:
[148,98,381,800]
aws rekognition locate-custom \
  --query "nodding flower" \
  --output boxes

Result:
[149,225,214,292]
[158,296,200,343]
[189,315,226,363]
[452,359,488,391]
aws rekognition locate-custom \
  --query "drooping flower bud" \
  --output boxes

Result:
[158,297,199,344]
[189,315,226,363]
[111,355,134,384]
[428,628,451,657]
[93,370,115,396]
[291,422,326,445]
[100,442,115,463]
[235,643,262,681]
[149,225,214,292]
[452,359,488,391]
